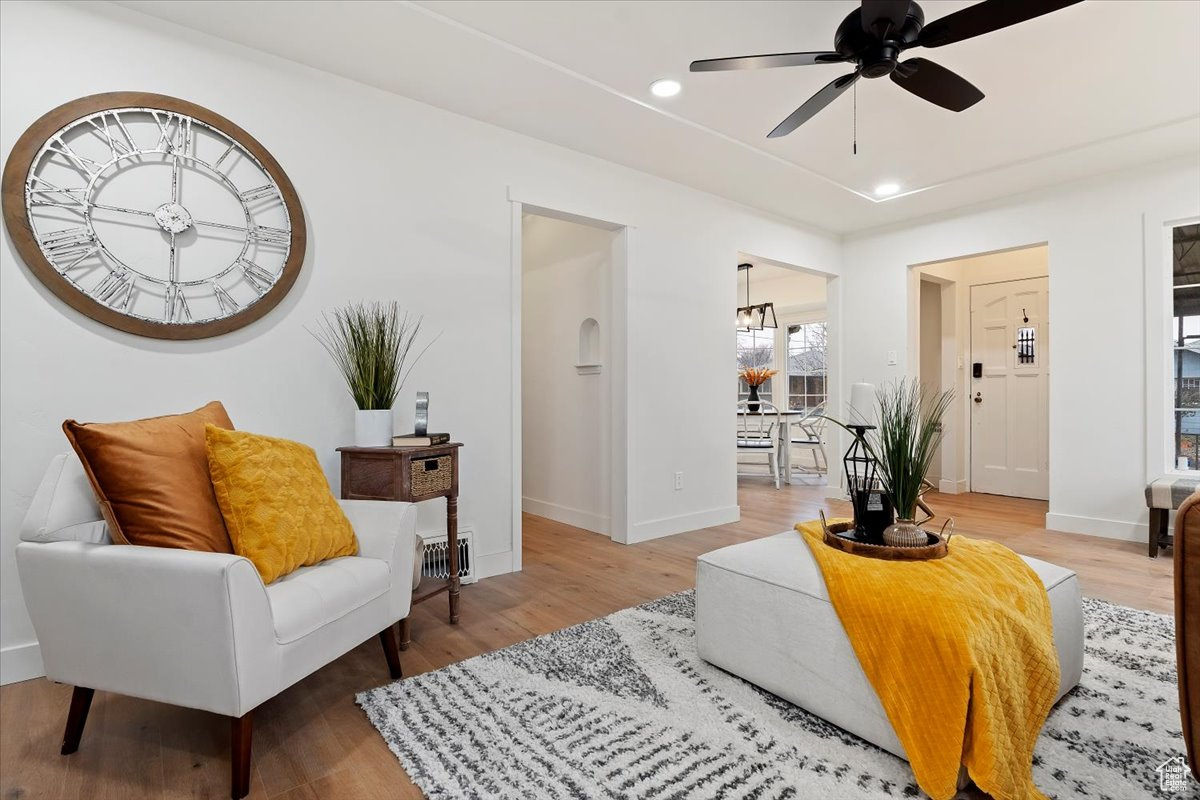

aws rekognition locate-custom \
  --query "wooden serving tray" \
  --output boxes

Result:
[820,518,949,561]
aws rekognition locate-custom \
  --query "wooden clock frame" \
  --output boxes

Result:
[1,92,307,340]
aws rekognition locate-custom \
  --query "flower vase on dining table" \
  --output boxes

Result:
[748,384,761,412]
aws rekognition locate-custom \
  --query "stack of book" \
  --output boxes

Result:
[391,432,450,447]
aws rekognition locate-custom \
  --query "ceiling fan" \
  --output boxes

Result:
[690,0,1082,138]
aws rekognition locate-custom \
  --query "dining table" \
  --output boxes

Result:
[738,407,818,486]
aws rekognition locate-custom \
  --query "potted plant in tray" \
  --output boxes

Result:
[869,380,954,547]
[312,301,432,447]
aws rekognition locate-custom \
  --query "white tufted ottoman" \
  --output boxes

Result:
[695,531,1085,759]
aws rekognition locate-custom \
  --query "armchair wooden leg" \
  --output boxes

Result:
[60,686,94,755]
[398,617,411,651]
[231,711,253,800]
[379,625,403,679]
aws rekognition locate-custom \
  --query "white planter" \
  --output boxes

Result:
[354,409,393,447]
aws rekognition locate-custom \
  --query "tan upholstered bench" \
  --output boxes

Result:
[1146,476,1200,558]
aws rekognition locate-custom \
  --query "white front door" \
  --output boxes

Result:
[970,277,1049,500]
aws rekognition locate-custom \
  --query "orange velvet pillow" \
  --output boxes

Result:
[63,401,236,552]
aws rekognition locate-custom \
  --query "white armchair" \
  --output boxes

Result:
[15,453,417,799]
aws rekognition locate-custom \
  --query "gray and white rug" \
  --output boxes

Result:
[357,592,1187,799]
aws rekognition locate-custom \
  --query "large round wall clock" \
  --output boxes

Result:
[1,92,306,339]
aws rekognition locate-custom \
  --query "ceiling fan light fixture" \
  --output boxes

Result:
[649,78,682,98]
[689,0,1083,137]
[873,182,901,197]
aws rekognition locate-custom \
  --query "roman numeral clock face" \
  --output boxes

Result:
[2,93,306,339]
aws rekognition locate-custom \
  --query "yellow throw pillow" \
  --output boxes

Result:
[205,425,357,584]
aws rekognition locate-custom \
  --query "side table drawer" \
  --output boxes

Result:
[342,454,399,500]
[411,455,452,499]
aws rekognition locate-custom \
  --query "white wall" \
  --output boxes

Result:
[839,159,1200,541]
[0,1,841,683]
[521,215,611,534]
[921,246,1050,287]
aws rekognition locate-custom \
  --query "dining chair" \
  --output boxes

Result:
[789,401,828,477]
[737,399,781,489]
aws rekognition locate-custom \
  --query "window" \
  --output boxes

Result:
[736,329,773,401]
[1173,224,1200,469]
[787,321,827,411]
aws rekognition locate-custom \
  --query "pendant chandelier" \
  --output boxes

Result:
[735,263,777,331]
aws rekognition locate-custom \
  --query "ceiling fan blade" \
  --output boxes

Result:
[917,0,1082,49]
[861,0,912,37]
[690,52,846,72]
[767,71,860,138]
[890,58,984,111]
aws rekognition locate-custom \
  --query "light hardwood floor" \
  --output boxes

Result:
[0,480,1174,799]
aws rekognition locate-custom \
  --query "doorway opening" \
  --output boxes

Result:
[735,253,833,488]
[517,209,626,548]
[914,244,1049,501]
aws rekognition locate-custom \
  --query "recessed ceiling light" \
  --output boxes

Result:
[874,182,901,198]
[649,79,681,98]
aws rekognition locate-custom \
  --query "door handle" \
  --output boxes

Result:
[974,392,983,404]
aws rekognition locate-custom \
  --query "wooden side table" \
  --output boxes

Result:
[337,443,463,649]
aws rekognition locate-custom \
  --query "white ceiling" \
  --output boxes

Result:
[115,0,1200,234]
[740,263,828,304]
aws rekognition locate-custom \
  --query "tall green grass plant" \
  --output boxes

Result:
[312,302,432,410]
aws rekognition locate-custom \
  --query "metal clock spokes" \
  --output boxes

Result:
[89,200,250,237]
[22,105,293,328]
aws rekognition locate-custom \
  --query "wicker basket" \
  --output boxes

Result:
[411,456,452,497]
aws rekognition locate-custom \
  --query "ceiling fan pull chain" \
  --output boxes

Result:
[852,80,857,155]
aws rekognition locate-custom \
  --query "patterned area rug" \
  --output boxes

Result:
[357,592,1185,799]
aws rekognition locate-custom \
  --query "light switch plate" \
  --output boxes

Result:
[887,350,897,366]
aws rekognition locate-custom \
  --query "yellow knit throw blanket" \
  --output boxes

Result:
[796,520,1059,800]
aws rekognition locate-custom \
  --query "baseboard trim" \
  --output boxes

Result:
[1,641,44,686]
[938,479,968,495]
[475,550,514,579]
[1044,512,1145,542]
[824,485,848,501]
[522,497,609,536]
[628,505,740,544]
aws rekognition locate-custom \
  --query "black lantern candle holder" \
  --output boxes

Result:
[843,424,893,543]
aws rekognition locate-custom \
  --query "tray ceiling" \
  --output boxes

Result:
[115,0,1200,234]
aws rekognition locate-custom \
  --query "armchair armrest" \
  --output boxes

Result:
[16,541,276,717]
[338,499,417,621]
